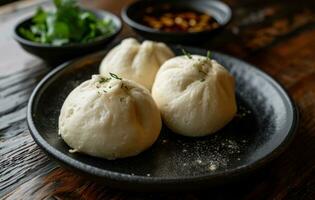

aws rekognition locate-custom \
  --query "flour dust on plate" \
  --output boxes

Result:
[27,46,298,191]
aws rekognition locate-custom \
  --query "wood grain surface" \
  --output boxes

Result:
[1,0,315,199]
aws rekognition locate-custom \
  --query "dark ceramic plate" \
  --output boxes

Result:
[27,45,298,191]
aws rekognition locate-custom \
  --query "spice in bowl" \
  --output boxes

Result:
[142,7,220,32]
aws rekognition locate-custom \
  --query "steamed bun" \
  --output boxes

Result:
[99,38,174,89]
[152,55,237,137]
[59,74,161,159]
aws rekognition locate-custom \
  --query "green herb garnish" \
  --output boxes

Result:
[207,50,211,60]
[109,72,122,80]
[181,49,192,59]
[99,77,111,84]
[19,0,115,45]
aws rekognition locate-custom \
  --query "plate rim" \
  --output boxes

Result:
[27,46,299,185]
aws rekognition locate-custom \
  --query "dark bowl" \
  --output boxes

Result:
[122,0,231,44]
[13,8,122,66]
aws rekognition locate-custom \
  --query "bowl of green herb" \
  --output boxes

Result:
[14,0,122,66]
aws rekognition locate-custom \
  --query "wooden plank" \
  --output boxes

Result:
[0,0,315,199]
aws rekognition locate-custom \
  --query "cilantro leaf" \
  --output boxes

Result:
[19,0,115,45]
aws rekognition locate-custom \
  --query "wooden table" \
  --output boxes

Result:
[1,0,315,199]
